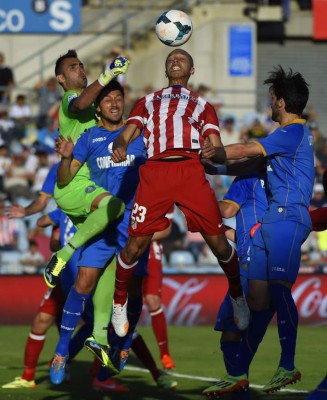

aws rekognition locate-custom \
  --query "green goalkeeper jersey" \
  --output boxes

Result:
[58,90,97,180]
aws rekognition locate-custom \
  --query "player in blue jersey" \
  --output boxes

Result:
[48,80,148,383]
[212,174,269,382]
[202,66,314,396]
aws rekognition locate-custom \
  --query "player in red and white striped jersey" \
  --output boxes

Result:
[110,49,249,338]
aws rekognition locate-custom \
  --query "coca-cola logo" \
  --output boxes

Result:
[141,277,209,326]
[139,274,327,327]
[293,277,327,321]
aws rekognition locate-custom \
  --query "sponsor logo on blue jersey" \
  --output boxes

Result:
[96,155,136,168]
[92,137,106,143]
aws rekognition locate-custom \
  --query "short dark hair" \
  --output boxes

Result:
[55,49,78,76]
[165,49,194,69]
[95,79,124,105]
[264,65,309,116]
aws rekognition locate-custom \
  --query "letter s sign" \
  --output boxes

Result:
[49,1,73,32]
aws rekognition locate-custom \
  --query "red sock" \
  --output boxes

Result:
[114,253,138,305]
[150,307,169,357]
[22,331,46,381]
[219,248,243,299]
[131,333,160,381]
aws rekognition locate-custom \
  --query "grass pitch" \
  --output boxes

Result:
[0,325,325,400]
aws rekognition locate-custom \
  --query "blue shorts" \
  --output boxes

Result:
[214,274,248,333]
[248,221,310,283]
[78,211,148,276]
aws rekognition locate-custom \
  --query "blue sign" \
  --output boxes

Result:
[0,0,81,33]
[229,25,253,77]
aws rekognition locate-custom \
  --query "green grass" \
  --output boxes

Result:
[0,325,325,400]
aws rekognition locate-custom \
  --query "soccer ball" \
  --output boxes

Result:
[155,10,193,47]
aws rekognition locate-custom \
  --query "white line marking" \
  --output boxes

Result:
[124,365,309,394]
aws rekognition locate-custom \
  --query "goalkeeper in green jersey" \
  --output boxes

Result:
[44,49,130,289]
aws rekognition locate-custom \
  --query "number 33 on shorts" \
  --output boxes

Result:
[130,203,147,229]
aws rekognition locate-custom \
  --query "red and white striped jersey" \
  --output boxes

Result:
[127,85,220,159]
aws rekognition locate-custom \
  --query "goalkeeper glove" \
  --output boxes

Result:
[98,56,131,87]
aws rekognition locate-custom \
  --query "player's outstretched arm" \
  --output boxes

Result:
[5,195,50,219]
[71,56,130,113]
[202,155,266,176]
[224,142,263,160]
[112,124,140,163]
[56,135,80,186]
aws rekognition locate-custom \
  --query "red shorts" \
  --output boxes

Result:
[37,282,65,317]
[143,257,163,297]
[128,158,225,236]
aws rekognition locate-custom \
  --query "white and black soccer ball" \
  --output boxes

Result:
[155,10,193,47]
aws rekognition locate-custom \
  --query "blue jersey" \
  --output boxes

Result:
[40,162,59,197]
[73,122,148,273]
[73,124,146,208]
[47,208,80,295]
[222,175,268,266]
[254,119,315,228]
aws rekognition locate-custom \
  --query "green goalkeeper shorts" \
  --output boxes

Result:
[54,176,108,222]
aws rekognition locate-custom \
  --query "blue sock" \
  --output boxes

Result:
[68,322,93,362]
[231,308,274,376]
[221,340,242,375]
[55,287,91,357]
[269,283,298,371]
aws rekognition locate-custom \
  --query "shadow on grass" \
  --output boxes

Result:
[32,360,207,400]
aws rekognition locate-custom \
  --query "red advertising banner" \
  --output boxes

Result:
[313,0,327,40]
[0,274,327,325]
